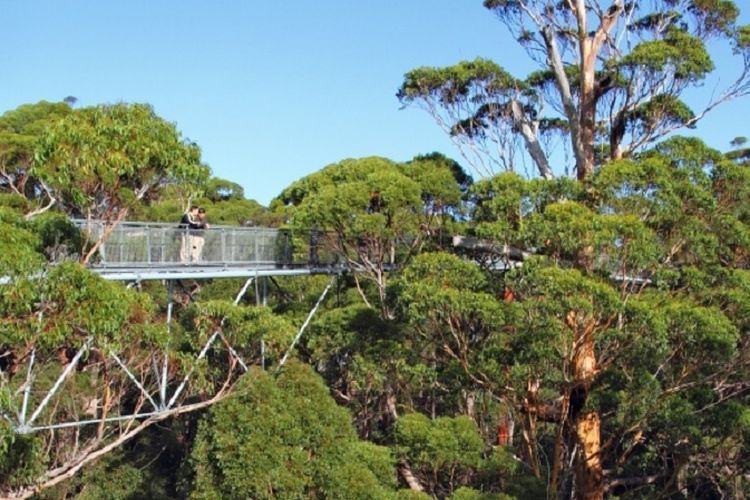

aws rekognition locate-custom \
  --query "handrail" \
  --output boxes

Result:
[72,219,296,269]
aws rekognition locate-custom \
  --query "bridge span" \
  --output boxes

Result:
[74,220,341,281]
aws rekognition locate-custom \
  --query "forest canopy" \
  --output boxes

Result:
[1,2,750,498]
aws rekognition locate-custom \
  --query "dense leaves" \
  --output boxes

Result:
[1,87,749,500]
[188,362,399,499]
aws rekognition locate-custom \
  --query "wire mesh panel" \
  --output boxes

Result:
[72,220,297,268]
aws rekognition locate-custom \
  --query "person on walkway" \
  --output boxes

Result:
[191,208,209,262]
[179,205,202,263]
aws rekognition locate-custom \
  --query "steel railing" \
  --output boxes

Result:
[73,220,296,268]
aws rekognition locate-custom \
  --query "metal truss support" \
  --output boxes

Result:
[17,338,92,433]
[256,272,268,370]
[262,277,268,369]
[160,280,175,408]
[12,277,256,434]
[19,349,36,426]
[110,352,159,411]
[10,269,341,433]
[167,277,254,409]
[277,276,335,371]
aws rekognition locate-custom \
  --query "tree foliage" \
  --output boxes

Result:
[0,101,72,218]
[1,87,749,500]
[34,103,209,262]
[399,0,750,180]
[273,156,464,317]
[187,361,399,499]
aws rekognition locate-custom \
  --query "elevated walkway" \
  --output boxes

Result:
[73,220,340,281]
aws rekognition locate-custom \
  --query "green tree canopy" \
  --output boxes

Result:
[33,103,209,262]
[0,101,72,216]
[187,361,399,499]
[273,156,463,317]
[399,0,750,181]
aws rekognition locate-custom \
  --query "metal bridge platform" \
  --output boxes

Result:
[89,264,345,281]
[74,220,341,281]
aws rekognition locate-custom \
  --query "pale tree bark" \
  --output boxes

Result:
[510,100,553,179]
[399,463,426,492]
[383,387,427,492]
[575,0,625,180]
[0,169,58,220]
[435,0,750,181]
[542,26,586,174]
[521,0,624,179]
[23,182,57,220]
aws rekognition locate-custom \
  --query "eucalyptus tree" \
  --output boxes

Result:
[33,103,209,263]
[398,1,750,180]
[273,156,462,318]
[0,101,72,218]
[394,252,506,418]
[186,361,400,499]
[462,138,750,498]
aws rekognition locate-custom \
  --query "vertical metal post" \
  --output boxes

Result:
[261,276,268,370]
[254,228,260,264]
[160,228,165,264]
[253,270,265,369]
[260,341,265,371]
[221,229,226,264]
[161,280,173,409]
[254,269,260,306]
[99,222,107,266]
[146,224,152,265]
[118,224,124,265]
[19,349,36,426]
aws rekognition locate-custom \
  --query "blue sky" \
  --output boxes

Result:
[2,1,749,205]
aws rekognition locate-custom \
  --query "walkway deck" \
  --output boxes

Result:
[74,220,338,281]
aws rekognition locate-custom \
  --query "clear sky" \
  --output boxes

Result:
[2,1,749,205]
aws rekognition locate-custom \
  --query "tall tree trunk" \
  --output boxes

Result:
[575,412,603,500]
[399,463,425,492]
[578,82,597,181]
[510,100,554,179]
[575,1,623,180]
[386,387,426,492]
[550,394,571,498]
[464,390,476,419]
[570,314,604,500]
[522,379,542,479]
